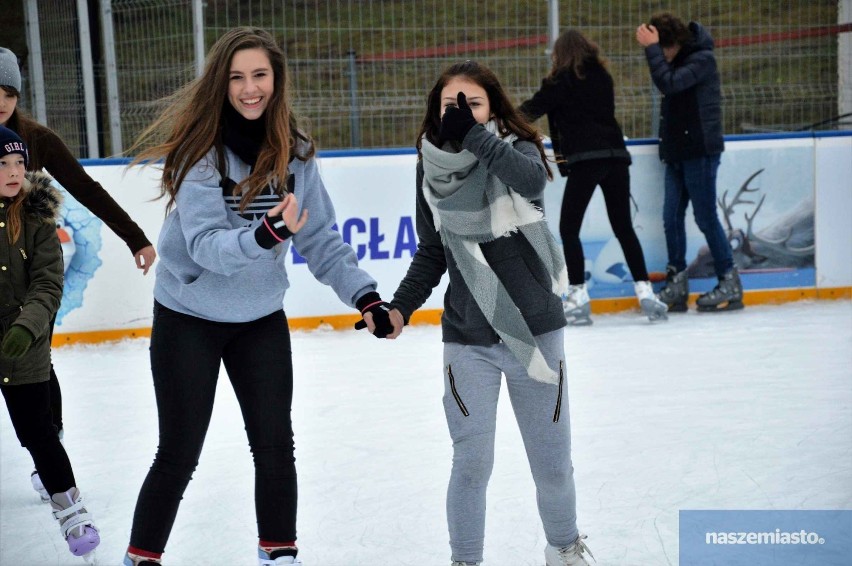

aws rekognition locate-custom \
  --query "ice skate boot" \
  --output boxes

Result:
[259,546,302,565]
[634,280,668,322]
[50,487,100,559]
[123,548,162,565]
[562,284,592,326]
[545,534,595,566]
[31,471,50,502]
[697,268,744,312]
[658,266,689,312]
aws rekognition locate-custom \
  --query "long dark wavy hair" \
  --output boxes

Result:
[415,60,552,180]
[128,27,315,212]
[549,29,606,81]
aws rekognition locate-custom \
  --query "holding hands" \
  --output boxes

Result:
[439,92,478,144]
[635,23,659,47]
[255,192,309,249]
[354,292,404,340]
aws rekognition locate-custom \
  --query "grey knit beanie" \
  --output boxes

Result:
[0,48,22,92]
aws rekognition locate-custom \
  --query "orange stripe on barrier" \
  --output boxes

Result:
[51,287,851,347]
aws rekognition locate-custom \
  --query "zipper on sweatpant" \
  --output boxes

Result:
[552,360,564,423]
[447,364,469,417]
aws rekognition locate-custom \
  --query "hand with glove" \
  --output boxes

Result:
[255,193,309,249]
[439,92,478,144]
[354,292,402,339]
[1,325,35,359]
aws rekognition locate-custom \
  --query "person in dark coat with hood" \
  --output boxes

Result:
[637,13,744,312]
[519,29,667,325]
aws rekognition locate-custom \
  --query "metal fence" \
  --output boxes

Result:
[13,0,850,157]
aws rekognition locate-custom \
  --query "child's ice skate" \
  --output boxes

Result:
[31,471,50,502]
[545,534,595,566]
[562,284,592,326]
[50,487,100,561]
[258,546,302,565]
[634,280,668,322]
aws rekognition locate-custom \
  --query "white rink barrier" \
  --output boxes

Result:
[52,132,851,341]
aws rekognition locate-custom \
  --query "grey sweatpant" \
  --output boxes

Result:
[442,328,578,563]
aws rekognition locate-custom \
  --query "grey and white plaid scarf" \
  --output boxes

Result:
[421,126,568,383]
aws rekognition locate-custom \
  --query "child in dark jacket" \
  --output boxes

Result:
[388,61,593,566]
[0,125,101,560]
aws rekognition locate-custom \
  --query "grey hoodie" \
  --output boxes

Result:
[153,147,376,322]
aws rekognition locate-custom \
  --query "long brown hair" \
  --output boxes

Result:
[128,27,314,212]
[549,29,605,80]
[4,180,26,244]
[415,60,552,180]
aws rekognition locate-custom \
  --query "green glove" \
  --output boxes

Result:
[1,325,35,359]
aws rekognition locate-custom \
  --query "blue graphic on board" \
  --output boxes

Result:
[55,188,103,325]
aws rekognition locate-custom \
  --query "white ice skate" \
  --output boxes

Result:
[545,534,595,566]
[30,471,50,502]
[124,551,162,565]
[258,547,302,565]
[562,284,592,326]
[634,280,668,322]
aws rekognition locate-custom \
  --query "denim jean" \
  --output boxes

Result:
[663,154,733,277]
[129,302,297,554]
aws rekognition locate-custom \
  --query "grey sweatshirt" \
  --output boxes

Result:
[153,146,377,322]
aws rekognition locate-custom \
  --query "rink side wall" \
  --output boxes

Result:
[51,131,851,346]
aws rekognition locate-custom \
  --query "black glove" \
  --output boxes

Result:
[1,325,34,359]
[354,292,394,339]
[255,212,293,249]
[439,92,478,144]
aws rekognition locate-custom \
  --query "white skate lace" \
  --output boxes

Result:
[558,534,595,563]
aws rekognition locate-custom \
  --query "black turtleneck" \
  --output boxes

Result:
[222,102,267,167]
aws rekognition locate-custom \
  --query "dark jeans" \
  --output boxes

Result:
[663,155,734,278]
[2,380,75,495]
[560,158,649,284]
[129,302,297,554]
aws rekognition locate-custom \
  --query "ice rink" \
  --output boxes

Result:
[1,300,850,566]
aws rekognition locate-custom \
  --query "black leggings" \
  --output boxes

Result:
[559,158,649,285]
[129,302,297,553]
[2,380,75,495]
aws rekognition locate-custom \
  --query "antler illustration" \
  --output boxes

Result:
[718,168,814,258]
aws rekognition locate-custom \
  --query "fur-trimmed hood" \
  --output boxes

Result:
[21,170,63,221]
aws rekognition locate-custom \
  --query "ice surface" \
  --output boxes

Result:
[2,300,850,565]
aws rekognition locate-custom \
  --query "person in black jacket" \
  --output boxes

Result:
[520,30,667,325]
[637,13,744,312]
